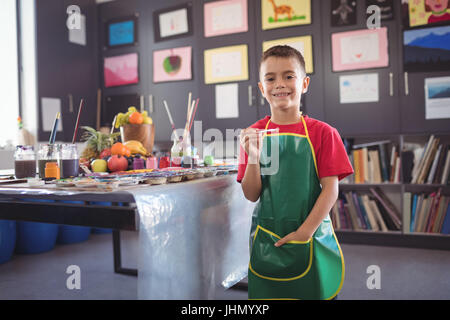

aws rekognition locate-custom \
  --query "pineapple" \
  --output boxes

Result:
[80,126,120,160]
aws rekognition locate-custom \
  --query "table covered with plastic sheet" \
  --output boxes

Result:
[130,175,254,299]
[0,174,254,299]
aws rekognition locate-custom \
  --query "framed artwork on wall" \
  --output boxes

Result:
[106,15,138,49]
[403,25,450,73]
[204,44,248,84]
[331,0,357,27]
[331,27,389,72]
[404,0,450,28]
[261,0,311,30]
[104,53,139,88]
[153,2,193,42]
[262,35,314,74]
[153,46,192,83]
[204,0,248,37]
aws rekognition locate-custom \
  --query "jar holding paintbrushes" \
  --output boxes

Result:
[37,144,62,179]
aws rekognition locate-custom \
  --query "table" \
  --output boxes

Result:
[0,174,254,299]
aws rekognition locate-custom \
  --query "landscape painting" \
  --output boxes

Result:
[403,25,450,72]
[104,53,139,88]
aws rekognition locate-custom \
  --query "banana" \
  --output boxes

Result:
[124,140,148,156]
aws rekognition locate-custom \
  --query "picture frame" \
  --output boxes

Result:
[261,0,311,30]
[262,35,314,74]
[106,14,138,49]
[104,53,139,88]
[331,27,389,72]
[204,44,248,84]
[404,0,450,28]
[403,25,450,73]
[153,46,192,83]
[153,2,193,42]
[204,0,248,38]
[331,0,357,27]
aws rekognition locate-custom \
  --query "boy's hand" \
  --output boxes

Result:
[240,128,263,163]
[274,228,312,247]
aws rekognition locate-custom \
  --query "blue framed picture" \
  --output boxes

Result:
[106,15,138,48]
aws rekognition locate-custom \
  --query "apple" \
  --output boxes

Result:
[99,148,111,159]
[91,159,108,173]
[107,155,129,172]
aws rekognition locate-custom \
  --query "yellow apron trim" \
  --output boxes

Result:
[249,225,313,282]
[264,117,319,177]
[324,224,345,300]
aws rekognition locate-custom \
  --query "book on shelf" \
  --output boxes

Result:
[406,136,449,185]
[440,199,450,234]
[406,189,450,234]
[401,150,414,184]
[441,149,450,185]
[350,141,395,184]
[433,144,448,184]
[369,187,402,229]
[333,190,401,232]
[403,192,411,234]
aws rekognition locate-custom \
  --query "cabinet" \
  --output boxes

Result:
[36,0,98,142]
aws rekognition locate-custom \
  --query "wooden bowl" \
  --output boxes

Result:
[120,124,155,154]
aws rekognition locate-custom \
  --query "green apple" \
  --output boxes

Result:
[91,159,108,172]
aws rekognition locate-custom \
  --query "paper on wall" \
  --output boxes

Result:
[339,73,379,104]
[159,8,188,38]
[425,76,450,120]
[215,83,239,119]
[41,97,63,132]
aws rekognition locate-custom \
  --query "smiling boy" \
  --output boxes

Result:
[238,45,353,300]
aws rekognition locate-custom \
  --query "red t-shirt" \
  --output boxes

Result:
[237,115,354,183]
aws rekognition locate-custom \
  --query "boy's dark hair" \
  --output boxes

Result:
[260,45,306,75]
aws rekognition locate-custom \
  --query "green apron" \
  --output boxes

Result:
[248,116,345,300]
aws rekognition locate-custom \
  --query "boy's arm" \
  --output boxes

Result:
[240,128,263,202]
[241,163,262,202]
[275,175,339,246]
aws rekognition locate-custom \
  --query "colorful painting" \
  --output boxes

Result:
[107,17,137,47]
[405,0,450,27]
[262,36,314,74]
[261,0,311,30]
[153,3,193,42]
[332,28,389,72]
[403,25,450,72]
[331,0,357,27]
[104,53,139,88]
[204,0,248,37]
[153,46,192,83]
[204,45,248,84]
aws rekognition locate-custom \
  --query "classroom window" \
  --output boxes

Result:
[0,0,20,147]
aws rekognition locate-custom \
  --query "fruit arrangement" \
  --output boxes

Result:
[80,126,120,160]
[114,106,153,128]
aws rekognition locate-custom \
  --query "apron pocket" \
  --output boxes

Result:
[249,225,313,281]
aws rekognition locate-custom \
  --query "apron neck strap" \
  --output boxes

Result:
[265,113,308,137]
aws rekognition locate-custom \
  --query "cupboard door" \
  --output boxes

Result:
[253,0,326,121]
[321,0,401,135]
[194,0,259,140]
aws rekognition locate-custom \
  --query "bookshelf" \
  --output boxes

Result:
[335,134,450,250]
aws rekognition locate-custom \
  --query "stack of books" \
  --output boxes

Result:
[331,188,402,231]
[409,135,450,185]
[403,190,450,234]
[349,140,398,184]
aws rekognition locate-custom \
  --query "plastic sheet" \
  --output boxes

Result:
[130,175,255,300]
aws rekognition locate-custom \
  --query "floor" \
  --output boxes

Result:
[0,230,449,300]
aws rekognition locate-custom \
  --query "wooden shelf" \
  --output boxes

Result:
[335,230,450,250]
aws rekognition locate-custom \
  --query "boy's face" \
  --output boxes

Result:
[258,56,310,113]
